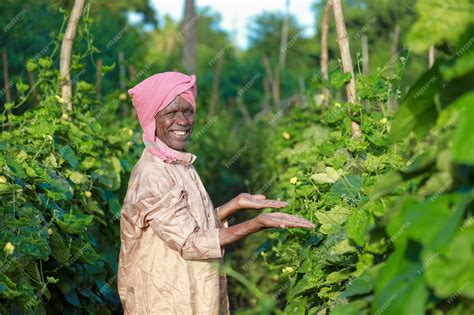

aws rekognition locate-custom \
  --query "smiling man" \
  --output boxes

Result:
[117,71,315,314]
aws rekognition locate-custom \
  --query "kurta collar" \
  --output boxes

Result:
[144,140,196,165]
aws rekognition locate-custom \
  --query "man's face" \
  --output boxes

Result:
[155,95,195,151]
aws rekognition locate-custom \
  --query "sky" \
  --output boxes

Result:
[148,0,316,49]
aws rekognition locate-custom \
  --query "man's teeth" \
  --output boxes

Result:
[173,130,187,136]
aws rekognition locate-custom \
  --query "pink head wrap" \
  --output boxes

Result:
[128,71,197,164]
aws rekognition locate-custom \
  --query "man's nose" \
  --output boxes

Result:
[175,112,188,125]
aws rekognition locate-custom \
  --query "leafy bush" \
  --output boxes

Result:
[233,3,474,314]
[0,11,139,314]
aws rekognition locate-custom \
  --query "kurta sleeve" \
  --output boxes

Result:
[124,166,223,260]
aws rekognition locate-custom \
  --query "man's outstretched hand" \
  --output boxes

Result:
[219,212,316,247]
[217,193,288,222]
[234,193,288,210]
[255,212,316,229]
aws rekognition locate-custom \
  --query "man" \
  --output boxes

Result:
[118,72,315,314]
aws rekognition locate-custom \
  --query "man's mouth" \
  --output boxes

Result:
[170,129,190,139]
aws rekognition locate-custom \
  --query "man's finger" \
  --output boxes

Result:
[259,200,288,208]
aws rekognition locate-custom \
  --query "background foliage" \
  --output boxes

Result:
[0,0,473,314]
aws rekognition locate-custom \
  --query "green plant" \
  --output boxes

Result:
[0,9,138,313]
[232,2,474,314]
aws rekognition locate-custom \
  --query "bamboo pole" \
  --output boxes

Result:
[95,58,103,101]
[118,51,126,90]
[332,0,361,136]
[428,46,435,68]
[298,76,306,107]
[182,0,197,73]
[388,24,401,112]
[361,34,369,75]
[60,0,85,111]
[391,24,400,61]
[236,96,254,128]
[320,0,332,107]
[278,0,290,70]
[129,63,136,82]
[2,47,11,103]
[27,69,38,104]
[207,56,223,120]
[262,77,271,112]
[263,54,280,110]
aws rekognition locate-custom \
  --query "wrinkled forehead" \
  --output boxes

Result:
[159,95,193,113]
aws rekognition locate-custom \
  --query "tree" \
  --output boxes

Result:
[278,0,290,70]
[182,0,197,73]
[248,12,313,110]
[207,55,222,120]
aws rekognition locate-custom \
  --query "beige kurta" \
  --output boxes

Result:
[118,149,230,314]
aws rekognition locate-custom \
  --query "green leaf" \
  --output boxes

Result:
[19,235,50,259]
[341,264,383,298]
[44,154,58,169]
[289,265,324,298]
[435,92,469,129]
[26,59,37,72]
[346,207,370,246]
[329,175,363,201]
[0,274,22,299]
[417,171,452,197]
[46,276,60,284]
[49,228,71,265]
[100,62,116,74]
[59,145,79,169]
[316,205,351,235]
[390,63,443,141]
[66,170,87,185]
[76,81,95,93]
[330,71,352,89]
[77,243,100,265]
[44,171,74,201]
[386,194,463,247]
[407,0,474,52]
[4,102,13,110]
[38,57,53,69]
[332,300,368,315]
[311,167,341,184]
[373,245,428,315]
[56,214,94,234]
[440,37,474,81]
[329,239,356,255]
[5,156,27,179]
[452,95,474,164]
[65,289,80,306]
[423,227,474,299]
[15,80,29,95]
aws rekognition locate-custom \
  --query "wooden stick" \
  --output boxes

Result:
[95,58,102,101]
[236,96,254,127]
[428,46,435,68]
[278,0,290,70]
[320,0,332,107]
[332,0,361,136]
[2,47,11,103]
[361,34,369,75]
[182,0,197,73]
[27,69,38,104]
[207,56,223,120]
[60,0,85,111]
